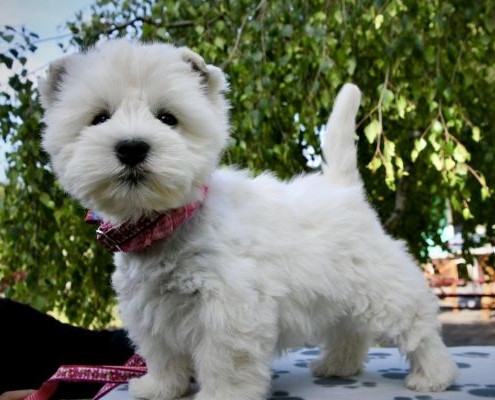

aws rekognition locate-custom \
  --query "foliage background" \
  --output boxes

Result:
[1,0,494,327]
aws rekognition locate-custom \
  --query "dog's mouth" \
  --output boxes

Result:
[119,168,147,186]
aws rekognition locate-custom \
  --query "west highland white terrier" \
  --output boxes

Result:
[39,39,458,400]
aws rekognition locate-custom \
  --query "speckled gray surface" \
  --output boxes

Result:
[101,346,495,400]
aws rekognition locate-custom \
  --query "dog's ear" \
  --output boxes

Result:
[179,47,228,97]
[38,55,72,109]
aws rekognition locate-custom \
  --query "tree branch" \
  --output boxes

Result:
[385,153,412,231]
[104,17,195,36]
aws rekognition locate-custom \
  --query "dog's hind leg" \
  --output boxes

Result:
[311,319,372,378]
[404,334,458,392]
[397,308,458,392]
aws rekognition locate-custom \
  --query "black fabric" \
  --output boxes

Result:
[0,298,135,399]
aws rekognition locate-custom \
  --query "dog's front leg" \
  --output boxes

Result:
[193,292,277,400]
[129,340,192,400]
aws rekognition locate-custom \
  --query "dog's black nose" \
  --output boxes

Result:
[115,139,150,167]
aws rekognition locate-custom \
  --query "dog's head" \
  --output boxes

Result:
[39,39,230,222]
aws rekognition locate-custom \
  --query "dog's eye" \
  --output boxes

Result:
[91,112,110,126]
[156,111,178,126]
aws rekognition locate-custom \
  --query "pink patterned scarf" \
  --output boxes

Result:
[86,186,208,252]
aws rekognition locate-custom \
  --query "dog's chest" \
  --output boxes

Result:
[113,247,206,299]
[112,250,207,345]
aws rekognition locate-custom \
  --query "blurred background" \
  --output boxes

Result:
[0,0,494,344]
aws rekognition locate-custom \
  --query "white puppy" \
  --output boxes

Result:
[39,39,458,400]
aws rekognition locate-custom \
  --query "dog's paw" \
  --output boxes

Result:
[405,347,458,392]
[128,375,156,400]
[310,358,362,378]
[405,371,453,392]
[129,374,187,400]
[193,391,262,400]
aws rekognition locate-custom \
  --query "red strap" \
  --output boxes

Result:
[25,355,146,400]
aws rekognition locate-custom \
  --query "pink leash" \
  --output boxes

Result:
[25,355,147,400]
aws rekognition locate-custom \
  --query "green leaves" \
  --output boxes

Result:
[0,26,115,328]
[364,119,381,144]
[472,126,481,142]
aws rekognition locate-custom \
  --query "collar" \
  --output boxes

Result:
[86,187,208,253]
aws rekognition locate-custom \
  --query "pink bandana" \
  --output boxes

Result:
[86,187,208,252]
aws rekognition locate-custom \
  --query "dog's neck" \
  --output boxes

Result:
[86,186,208,252]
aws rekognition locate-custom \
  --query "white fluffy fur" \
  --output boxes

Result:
[40,39,458,400]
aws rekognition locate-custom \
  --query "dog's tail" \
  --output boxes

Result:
[321,83,362,186]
